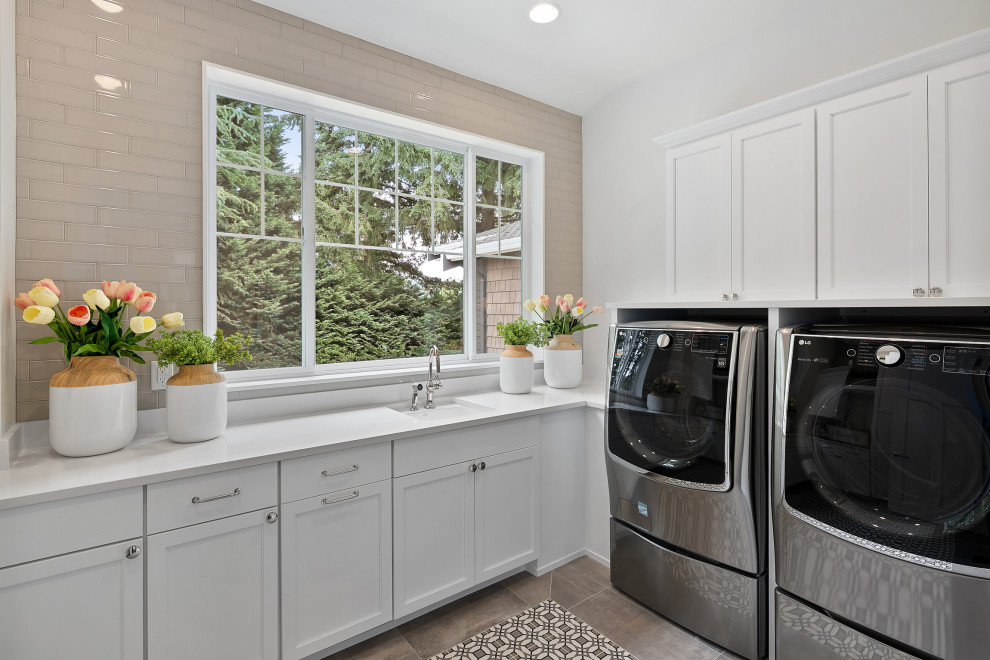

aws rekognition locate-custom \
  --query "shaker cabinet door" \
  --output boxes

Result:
[475,446,540,582]
[281,481,392,660]
[816,75,929,300]
[665,134,732,301]
[393,462,475,618]
[147,509,279,660]
[0,540,144,660]
[928,52,990,298]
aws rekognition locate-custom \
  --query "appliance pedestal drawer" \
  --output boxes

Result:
[610,520,766,660]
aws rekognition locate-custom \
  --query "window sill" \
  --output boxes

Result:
[226,359,542,398]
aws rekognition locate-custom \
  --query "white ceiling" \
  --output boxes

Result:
[256,0,811,116]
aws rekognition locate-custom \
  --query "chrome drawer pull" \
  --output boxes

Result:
[322,491,359,506]
[322,464,359,477]
[191,487,241,504]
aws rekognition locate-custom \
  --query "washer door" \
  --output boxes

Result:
[783,335,990,571]
[608,327,736,489]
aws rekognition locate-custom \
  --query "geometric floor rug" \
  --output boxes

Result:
[429,599,632,660]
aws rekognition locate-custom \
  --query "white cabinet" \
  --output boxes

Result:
[665,134,732,301]
[816,75,929,300]
[665,110,815,302]
[0,539,144,660]
[731,109,816,301]
[928,53,990,298]
[147,508,280,660]
[281,480,392,660]
[393,445,540,618]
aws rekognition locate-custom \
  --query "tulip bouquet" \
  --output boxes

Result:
[523,293,604,337]
[14,278,184,363]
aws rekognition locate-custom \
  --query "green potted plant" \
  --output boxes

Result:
[646,375,683,412]
[496,317,548,394]
[146,329,252,443]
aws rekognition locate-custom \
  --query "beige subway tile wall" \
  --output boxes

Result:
[14,0,583,422]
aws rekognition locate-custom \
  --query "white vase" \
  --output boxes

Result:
[166,364,227,443]
[48,356,137,457]
[544,334,583,389]
[500,345,534,394]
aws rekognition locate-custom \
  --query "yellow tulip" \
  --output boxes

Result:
[23,306,55,324]
[82,288,111,310]
[130,315,156,334]
[28,286,59,308]
[523,299,536,312]
[160,312,185,329]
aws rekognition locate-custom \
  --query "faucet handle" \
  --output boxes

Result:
[412,383,423,391]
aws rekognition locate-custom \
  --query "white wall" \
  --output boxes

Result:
[581,0,990,379]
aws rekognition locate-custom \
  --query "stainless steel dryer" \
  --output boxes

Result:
[775,325,990,659]
[606,321,767,660]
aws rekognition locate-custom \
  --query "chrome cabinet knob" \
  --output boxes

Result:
[126,545,141,560]
[720,293,729,301]
[469,463,478,473]
[730,293,738,301]
[266,511,279,524]
[912,288,926,297]
[930,286,943,297]
[479,462,486,471]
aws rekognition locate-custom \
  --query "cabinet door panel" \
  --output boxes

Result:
[147,510,279,660]
[817,75,929,299]
[731,109,816,301]
[476,447,540,582]
[281,481,392,660]
[0,540,143,660]
[929,53,990,298]
[666,134,731,301]
[393,463,475,618]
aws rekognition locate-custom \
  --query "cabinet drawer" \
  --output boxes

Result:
[394,417,539,477]
[0,487,142,569]
[281,442,390,503]
[147,463,277,534]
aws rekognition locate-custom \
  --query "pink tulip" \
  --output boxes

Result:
[560,300,570,313]
[539,294,551,308]
[67,305,91,326]
[102,280,120,299]
[576,297,587,308]
[133,291,156,314]
[555,295,563,308]
[116,281,140,303]
[34,278,61,297]
[13,293,33,310]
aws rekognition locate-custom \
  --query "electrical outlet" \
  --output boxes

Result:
[151,361,173,391]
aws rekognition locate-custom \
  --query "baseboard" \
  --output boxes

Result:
[533,548,586,576]
[584,548,610,568]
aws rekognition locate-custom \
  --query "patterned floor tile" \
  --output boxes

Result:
[429,599,631,660]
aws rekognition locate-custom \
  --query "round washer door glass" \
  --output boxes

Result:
[784,335,990,569]
[608,328,735,487]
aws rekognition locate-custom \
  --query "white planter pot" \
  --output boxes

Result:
[499,345,534,394]
[166,365,227,443]
[544,334,583,389]
[48,356,137,458]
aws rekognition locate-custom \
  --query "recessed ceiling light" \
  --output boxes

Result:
[529,3,561,24]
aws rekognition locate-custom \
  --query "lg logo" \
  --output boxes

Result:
[798,339,812,346]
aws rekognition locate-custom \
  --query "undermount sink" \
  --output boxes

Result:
[391,398,492,424]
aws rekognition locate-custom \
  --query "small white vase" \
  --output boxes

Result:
[544,334,583,389]
[48,356,137,457]
[166,364,227,443]
[500,345,534,394]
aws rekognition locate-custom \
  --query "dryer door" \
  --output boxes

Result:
[608,327,736,490]
[783,334,990,574]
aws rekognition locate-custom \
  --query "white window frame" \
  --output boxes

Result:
[202,63,545,385]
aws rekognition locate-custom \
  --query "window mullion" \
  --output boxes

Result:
[464,148,477,360]
[303,110,317,371]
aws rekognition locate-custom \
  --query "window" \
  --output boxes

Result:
[206,67,544,380]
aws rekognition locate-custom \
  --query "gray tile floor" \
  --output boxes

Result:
[325,556,744,660]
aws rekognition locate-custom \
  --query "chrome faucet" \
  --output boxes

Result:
[425,345,442,409]
[409,383,423,411]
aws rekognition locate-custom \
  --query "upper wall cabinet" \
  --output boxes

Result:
[666,134,732,302]
[928,53,990,298]
[816,75,929,300]
[665,110,816,302]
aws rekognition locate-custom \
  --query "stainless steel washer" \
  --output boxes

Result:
[775,325,990,659]
[606,321,767,660]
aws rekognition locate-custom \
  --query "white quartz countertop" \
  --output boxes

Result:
[0,384,604,510]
